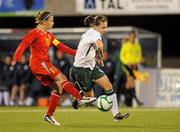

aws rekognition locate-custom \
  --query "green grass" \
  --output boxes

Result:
[0,107,180,132]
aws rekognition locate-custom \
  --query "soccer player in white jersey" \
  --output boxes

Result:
[70,15,129,121]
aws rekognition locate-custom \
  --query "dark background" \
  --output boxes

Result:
[0,15,179,57]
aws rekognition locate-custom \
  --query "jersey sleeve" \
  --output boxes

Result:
[92,34,102,43]
[51,37,76,55]
[13,30,37,62]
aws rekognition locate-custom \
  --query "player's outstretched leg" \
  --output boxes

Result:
[61,81,96,103]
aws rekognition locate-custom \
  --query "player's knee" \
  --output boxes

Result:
[105,82,113,89]
[55,73,68,83]
[53,82,63,94]
[52,89,61,96]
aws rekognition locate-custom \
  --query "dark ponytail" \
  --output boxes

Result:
[84,15,108,27]
[84,15,94,26]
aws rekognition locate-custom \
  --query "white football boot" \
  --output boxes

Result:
[43,114,60,126]
[79,96,97,106]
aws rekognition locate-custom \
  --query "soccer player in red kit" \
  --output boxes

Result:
[11,11,96,126]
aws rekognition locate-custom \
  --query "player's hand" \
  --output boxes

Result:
[96,59,104,67]
[11,60,17,66]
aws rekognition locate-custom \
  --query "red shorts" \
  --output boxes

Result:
[30,61,60,86]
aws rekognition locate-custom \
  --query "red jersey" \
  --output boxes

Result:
[13,28,55,67]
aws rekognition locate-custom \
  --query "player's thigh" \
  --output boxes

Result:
[94,75,113,91]
[92,65,112,90]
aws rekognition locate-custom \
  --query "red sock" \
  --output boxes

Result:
[47,92,60,116]
[61,80,83,100]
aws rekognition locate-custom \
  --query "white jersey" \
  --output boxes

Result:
[74,28,102,70]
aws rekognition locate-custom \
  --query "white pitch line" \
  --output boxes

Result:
[0,108,179,113]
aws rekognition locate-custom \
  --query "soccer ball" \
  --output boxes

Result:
[97,95,113,112]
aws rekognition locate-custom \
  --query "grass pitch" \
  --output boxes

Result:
[0,107,180,132]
